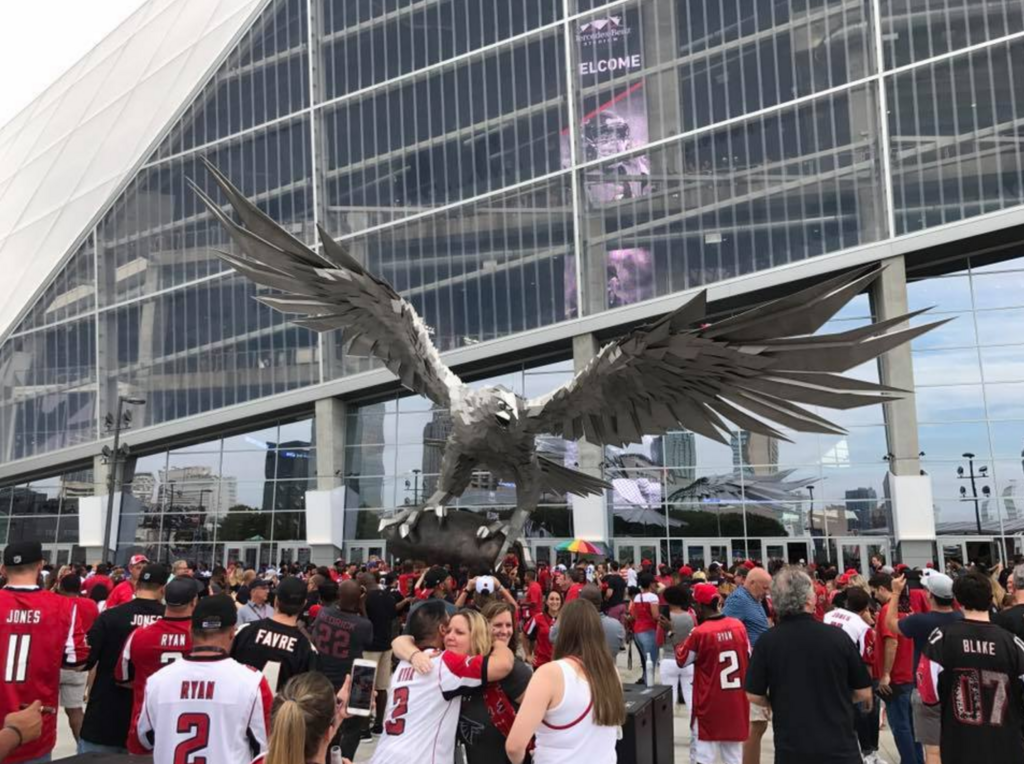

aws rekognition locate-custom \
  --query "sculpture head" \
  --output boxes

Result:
[476,385,520,430]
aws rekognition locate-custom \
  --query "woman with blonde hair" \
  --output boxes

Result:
[506,599,625,764]
[254,671,355,764]
[458,601,534,764]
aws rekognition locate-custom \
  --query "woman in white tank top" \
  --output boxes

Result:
[505,600,625,764]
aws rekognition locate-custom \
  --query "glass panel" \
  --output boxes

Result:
[673,0,875,132]
[322,175,576,374]
[99,116,314,305]
[578,85,885,314]
[102,274,320,429]
[889,39,1024,235]
[0,318,97,462]
[881,0,1024,68]
[320,30,567,236]
[151,0,310,159]
[913,348,982,386]
[319,0,562,100]
[972,272,1024,310]
[10,238,96,335]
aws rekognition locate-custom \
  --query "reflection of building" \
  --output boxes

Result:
[731,432,779,477]
[654,432,696,484]
[845,488,878,531]
[421,410,453,495]
[159,467,236,514]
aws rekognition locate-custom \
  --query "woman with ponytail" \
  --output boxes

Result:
[253,672,356,764]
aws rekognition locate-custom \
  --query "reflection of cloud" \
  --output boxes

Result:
[820,439,850,468]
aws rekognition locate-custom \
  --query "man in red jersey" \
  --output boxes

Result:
[116,578,200,754]
[0,541,88,764]
[675,582,751,764]
[55,574,99,743]
[81,563,114,600]
[105,554,149,609]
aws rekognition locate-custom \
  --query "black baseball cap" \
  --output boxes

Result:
[249,578,270,590]
[3,541,43,567]
[424,566,448,589]
[275,576,306,607]
[165,577,202,606]
[139,563,169,586]
[192,594,237,630]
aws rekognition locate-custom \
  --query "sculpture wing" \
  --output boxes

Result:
[192,159,462,408]
[524,267,948,446]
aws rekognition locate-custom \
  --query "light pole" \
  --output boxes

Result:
[404,468,422,505]
[100,395,145,562]
[957,452,991,536]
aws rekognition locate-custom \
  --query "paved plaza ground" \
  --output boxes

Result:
[51,650,901,762]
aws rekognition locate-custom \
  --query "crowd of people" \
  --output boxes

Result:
[0,540,1023,764]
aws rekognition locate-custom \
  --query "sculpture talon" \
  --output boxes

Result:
[477,520,507,540]
[198,161,945,571]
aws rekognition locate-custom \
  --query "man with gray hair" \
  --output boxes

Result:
[746,567,872,764]
[993,563,1024,639]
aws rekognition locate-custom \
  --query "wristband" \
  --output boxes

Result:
[3,725,23,747]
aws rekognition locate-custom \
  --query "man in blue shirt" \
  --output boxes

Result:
[723,566,772,764]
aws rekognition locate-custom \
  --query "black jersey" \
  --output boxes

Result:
[231,617,317,692]
[920,619,1024,764]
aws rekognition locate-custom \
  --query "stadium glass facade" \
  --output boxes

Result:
[3,0,1024,570]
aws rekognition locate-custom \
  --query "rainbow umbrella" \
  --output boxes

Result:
[555,539,610,556]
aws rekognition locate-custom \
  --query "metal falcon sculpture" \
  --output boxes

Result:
[193,160,945,567]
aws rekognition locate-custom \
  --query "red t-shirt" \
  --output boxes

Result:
[526,613,555,668]
[675,615,751,741]
[0,586,89,764]
[909,589,931,614]
[116,616,193,754]
[538,569,551,593]
[105,579,136,609]
[82,575,114,598]
[72,595,100,634]
[631,592,659,633]
[875,602,914,684]
[565,583,585,602]
[398,573,417,597]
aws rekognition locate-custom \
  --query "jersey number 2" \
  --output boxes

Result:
[174,712,210,764]
[384,686,410,735]
[718,650,742,690]
[4,635,30,682]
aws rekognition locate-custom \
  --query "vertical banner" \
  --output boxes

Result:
[564,8,653,316]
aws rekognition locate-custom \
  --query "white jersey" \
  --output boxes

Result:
[824,608,873,659]
[534,660,617,764]
[136,652,273,764]
[370,650,487,764]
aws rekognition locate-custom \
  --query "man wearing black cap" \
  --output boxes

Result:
[407,566,457,619]
[115,577,201,754]
[137,595,272,764]
[237,577,275,624]
[0,541,89,764]
[232,575,317,691]
[78,562,167,755]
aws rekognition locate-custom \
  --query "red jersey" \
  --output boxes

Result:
[523,581,543,620]
[814,582,829,621]
[675,615,751,741]
[565,583,585,602]
[0,586,88,763]
[875,602,914,684]
[66,595,100,633]
[116,616,193,754]
[82,574,114,598]
[525,613,555,667]
[106,579,136,609]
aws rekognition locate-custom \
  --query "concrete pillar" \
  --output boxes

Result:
[310,397,346,564]
[82,455,112,563]
[570,334,611,541]
[869,256,933,564]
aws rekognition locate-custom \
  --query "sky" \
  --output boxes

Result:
[0,0,149,130]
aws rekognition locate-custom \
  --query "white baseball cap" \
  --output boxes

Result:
[475,576,496,594]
